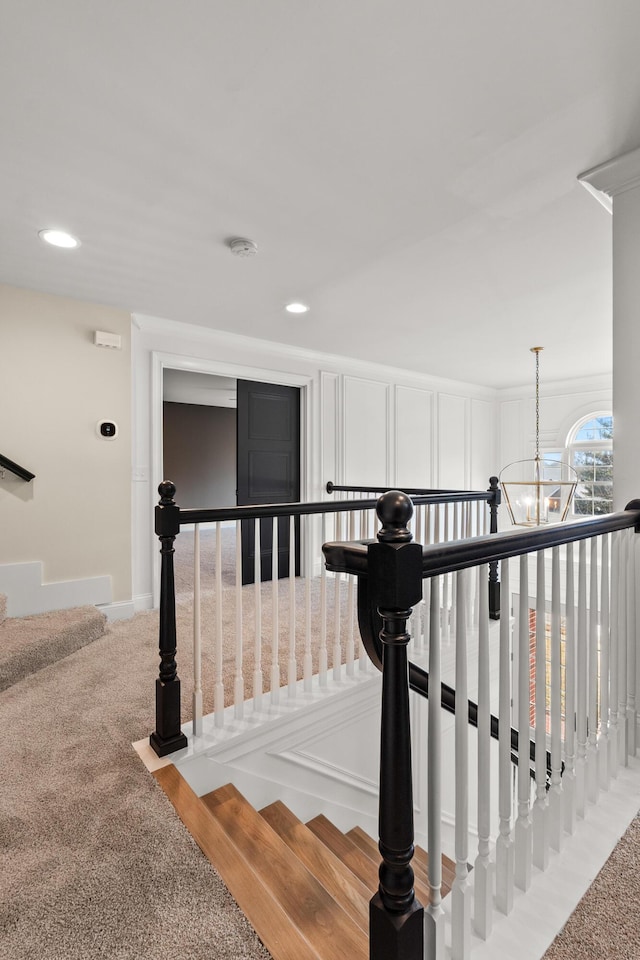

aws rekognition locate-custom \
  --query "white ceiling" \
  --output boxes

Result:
[2,1,637,388]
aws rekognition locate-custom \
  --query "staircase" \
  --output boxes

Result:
[155,764,454,960]
[0,600,107,691]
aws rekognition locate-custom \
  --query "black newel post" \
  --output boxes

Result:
[488,475,501,620]
[150,481,188,757]
[368,491,424,960]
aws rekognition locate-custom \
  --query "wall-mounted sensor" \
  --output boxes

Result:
[97,420,118,440]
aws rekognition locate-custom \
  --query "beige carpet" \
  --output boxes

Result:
[541,814,640,959]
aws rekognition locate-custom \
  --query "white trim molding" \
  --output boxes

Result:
[578,145,640,212]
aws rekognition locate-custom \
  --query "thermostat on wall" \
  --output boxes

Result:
[97,420,118,440]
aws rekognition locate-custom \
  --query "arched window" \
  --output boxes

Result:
[568,414,613,516]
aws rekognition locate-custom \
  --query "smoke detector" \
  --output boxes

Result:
[229,237,258,258]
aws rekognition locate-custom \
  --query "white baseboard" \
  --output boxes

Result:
[0,562,112,617]
[133,593,154,613]
[97,600,136,621]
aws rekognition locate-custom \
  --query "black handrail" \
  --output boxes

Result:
[178,492,458,526]
[0,453,35,482]
[327,480,490,498]
[323,498,640,579]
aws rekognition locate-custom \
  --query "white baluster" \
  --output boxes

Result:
[599,534,610,790]
[333,512,343,681]
[575,539,588,816]
[192,523,203,737]
[515,554,532,891]
[496,559,514,915]
[563,542,576,833]
[234,520,244,719]
[288,514,297,697]
[533,550,549,870]
[474,564,493,939]
[618,531,629,765]
[451,569,471,960]
[450,506,458,636]
[253,518,263,713]
[270,517,280,706]
[548,547,563,851]
[626,529,637,756]
[609,531,620,777]
[426,503,433,545]
[426,576,445,960]
[214,521,225,727]
[303,515,313,693]
[442,507,449,641]
[359,509,369,672]
[587,536,599,804]
[319,513,329,684]
[346,511,356,676]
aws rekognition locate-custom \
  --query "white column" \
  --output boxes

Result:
[578,148,640,509]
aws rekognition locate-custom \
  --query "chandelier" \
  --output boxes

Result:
[500,347,577,526]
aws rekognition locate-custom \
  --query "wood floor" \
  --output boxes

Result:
[154,764,454,960]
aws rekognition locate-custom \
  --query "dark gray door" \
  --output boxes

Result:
[237,380,301,585]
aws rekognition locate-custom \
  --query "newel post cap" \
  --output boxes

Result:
[368,491,423,609]
[156,480,180,537]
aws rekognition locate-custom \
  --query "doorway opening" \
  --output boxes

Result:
[162,368,302,585]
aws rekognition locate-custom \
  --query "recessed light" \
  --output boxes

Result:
[38,229,80,248]
[285,302,309,314]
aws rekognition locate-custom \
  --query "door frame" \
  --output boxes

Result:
[150,350,312,607]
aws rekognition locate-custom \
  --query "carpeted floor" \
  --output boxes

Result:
[541,814,640,959]
[0,602,273,960]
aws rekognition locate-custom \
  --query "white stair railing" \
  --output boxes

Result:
[320,494,640,960]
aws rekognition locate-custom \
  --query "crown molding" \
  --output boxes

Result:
[132,312,498,399]
[578,145,640,213]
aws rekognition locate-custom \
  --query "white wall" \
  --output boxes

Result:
[132,314,498,607]
[0,284,132,607]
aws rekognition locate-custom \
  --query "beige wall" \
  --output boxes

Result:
[0,284,132,602]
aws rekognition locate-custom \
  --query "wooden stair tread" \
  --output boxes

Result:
[346,825,427,887]
[342,824,433,907]
[306,814,380,892]
[203,783,367,960]
[260,800,370,933]
[153,765,321,960]
[346,825,455,897]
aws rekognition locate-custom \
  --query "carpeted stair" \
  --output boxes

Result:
[155,764,454,960]
[0,601,107,691]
